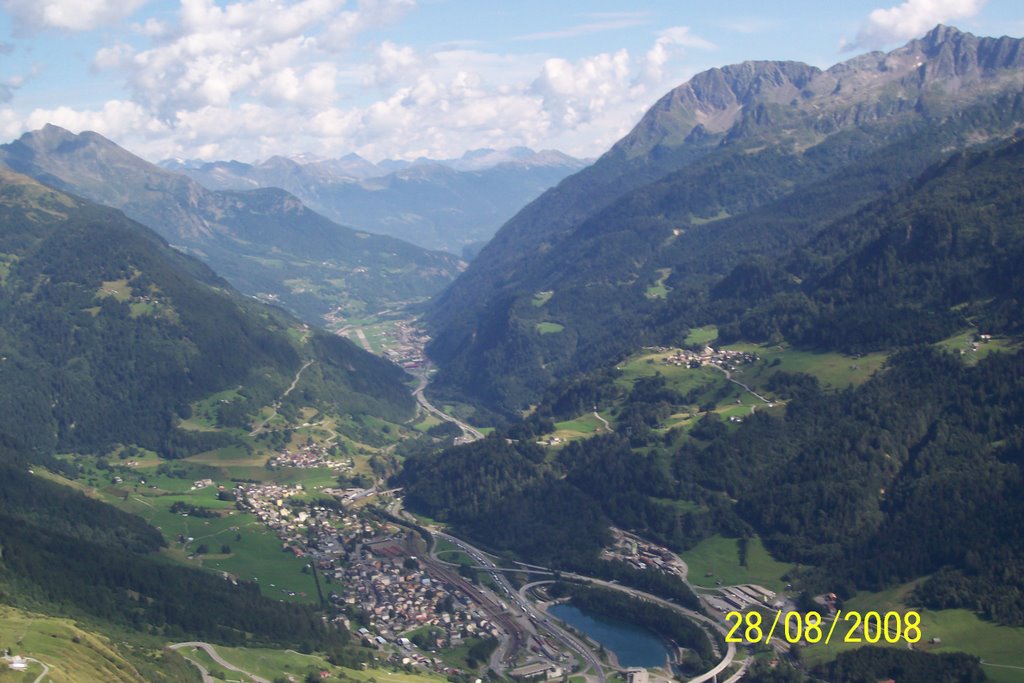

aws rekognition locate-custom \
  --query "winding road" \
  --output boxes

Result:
[249,359,314,435]
[412,371,484,442]
[593,410,614,432]
[709,364,772,410]
[170,642,270,683]
[429,526,738,683]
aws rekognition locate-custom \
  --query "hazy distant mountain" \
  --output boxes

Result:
[161,147,587,254]
[424,25,1024,414]
[0,125,464,323]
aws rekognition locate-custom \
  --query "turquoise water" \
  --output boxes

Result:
[549,603,670,668]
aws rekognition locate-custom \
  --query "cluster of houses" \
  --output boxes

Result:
[267,442,352,470]
[381,321,431,370]
[235,482,501,674]
[600,528,687,579]
[336,546,503,659]
[662,346,759,372]
[234,483,380,558]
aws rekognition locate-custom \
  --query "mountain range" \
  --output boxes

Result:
[394,27,1024,658]
[161,147,587,256]
[3,21,1024,682]
[0,125,464,324]
[0,168,414,458]
[424,25,1024,418]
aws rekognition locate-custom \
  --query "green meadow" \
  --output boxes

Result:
[680,534,795,594]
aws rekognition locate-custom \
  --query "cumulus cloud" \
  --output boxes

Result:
[639,26,716,85]
[92,0,419,118]
[5,100,165,140]
[846,0,986,50]
[0,0,148,32]
[9,0,711,164]
[367,41,425,87]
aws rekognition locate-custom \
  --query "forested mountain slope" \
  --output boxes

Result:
[0,126,463,323]
[425,25,1024,417]
[398,125,1024,632]
[711,138,1024,350]
[0,169,413,460]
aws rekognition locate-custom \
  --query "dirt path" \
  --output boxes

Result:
[170,642,270,683]
[593,410,614,432]
[249,360,314,435]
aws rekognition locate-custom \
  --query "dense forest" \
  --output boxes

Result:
[711,138,1024,351]
[0,170,413,458]
[399,346,1024,625]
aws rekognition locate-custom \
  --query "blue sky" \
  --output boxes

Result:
[0,0,1020,162]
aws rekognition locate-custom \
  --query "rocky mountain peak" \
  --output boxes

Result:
[611,25,1024,161]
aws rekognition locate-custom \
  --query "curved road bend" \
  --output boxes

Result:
[562,574,736,683]
[170,642,271,683]
[434,529,732,683]
[412,372,484,442]
[434,532,607,683]
[249,359,315,435]
[21,657,50,683]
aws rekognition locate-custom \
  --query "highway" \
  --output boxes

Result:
[561,573,737,683]
[430,527,737,683]
[433,531,608,683]
[411,370,484,442]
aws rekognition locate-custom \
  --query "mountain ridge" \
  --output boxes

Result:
[160,146,587,254]
[424,24,1024,417]
[0,125,464,323]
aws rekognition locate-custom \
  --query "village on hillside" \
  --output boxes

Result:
[234,483,506,675]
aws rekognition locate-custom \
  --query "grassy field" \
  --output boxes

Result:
[536,321,565,334]
[0,605,146,682]
[434,549,475,567]
[680,535,795,594]
[412,414,443,432]
[935,329,1022,365]
[721,342,889,391]
[800,582,1024,682]
[684,325,719,347]
[645,268,673,300]
[554,414,605,434]
[532,290,554,307]
[40,456,324,604]
[547,413,613,444]
[211,644,446,683]
[616,352,729,398]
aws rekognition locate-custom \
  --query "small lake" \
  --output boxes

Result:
[548,603,670,668]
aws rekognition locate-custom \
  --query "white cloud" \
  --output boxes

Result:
[0,0,148,32]
[12,4,710,164]
[639,26,716,85]
[367,41,425,87]
[16,100,165,139]
[847,0,987,50]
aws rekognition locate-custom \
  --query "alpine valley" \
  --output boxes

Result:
[161,147,587,257]
[1,22,1023,683]
[0,125,465,324]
